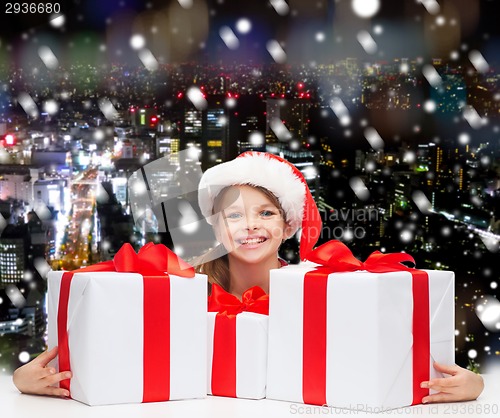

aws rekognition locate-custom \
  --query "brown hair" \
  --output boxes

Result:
[194,184,285,293]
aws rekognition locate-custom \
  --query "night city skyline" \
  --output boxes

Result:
[0,0,499,377]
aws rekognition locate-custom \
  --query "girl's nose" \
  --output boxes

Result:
[245,214,260,230]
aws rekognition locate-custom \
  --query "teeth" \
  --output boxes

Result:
[240,238,265,245]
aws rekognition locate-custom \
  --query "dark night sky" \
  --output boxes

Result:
[2,0,500,66]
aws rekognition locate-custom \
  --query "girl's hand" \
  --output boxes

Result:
[421,362,484,404]
[13,346,72,398]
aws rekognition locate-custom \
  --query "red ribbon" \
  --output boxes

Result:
[302,240,430,406]
[56,243,194,402]
[208,284,269,397]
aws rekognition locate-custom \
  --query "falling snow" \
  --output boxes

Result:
[138,48,159,71]
[98,98,119,121]
[469,50,490,73]
[43,100,59,115]
[49,14,65,28]
[357,31,377,54]
[418,0,440,15]
[130,34,146,50]
[236,18,252,34]
[17,92,39,118]
[463,106,485,129]
[422,65,442,88]
[187,86,208,110]
[266,40,287,64]
[349,177,370,201]
[270,117,292,141]
[270,0,289,16]
[364,127,384,150]
[219,26,239,50]
[351,0,380,19]
[18,352,30,364]
[412,191,432,214]
[249,131,264,146]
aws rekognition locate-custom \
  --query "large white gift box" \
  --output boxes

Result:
[267,253,454,411]
[47,246,207,406]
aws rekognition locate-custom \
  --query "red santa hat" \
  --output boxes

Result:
[198,151,322,260]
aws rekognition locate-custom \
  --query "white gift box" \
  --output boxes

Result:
[207,311,268,399]
[47,270,207,406]
[266,264,455,411]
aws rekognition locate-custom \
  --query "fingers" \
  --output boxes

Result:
[42,371,72,387]
[422,393,458,404]
[421,377,459,391]
[34,346,58,367]
[38,366,57,379]
[432,362,459,376]
[39,386,71,398]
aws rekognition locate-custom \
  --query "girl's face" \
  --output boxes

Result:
[214,185,292,265]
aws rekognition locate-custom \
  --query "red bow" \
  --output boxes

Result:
[208,283,269,316]
[306,240,415,273]
[76,242,195,277]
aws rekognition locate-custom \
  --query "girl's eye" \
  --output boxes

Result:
[225,212,242,219]
[260,210,275,217]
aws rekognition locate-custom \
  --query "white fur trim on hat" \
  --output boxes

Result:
[198,153,306,235]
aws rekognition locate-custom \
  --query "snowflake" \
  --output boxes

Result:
[225,97,237,108]
[469,50,490,73]
[17,92,39,118]
[289,139,300,151]
[177,0,193,9]
[248,131,264,146]
[38,46,59,70]
[357,30,377,54]
[364,127,384,150]
[463,106,484,129]
[49,14,65,28]
[349,177,370,201]
[418,0,440,15]
[236,18,252,34]
[435,16,446,26]
[270,117,292,141]
[270,0,290,16]
[400,230,413,243]
[138,49,159,71]
[422,65,442,88]
[220,26,239,50]
[423,100,437,113]
[98,98,119,121]
[468,349,478,359]
[351,0,380,19]
[266,40,287,64]
[458,133,470,145]
[441,226,451,237]
[187,86,207,110]
[130,34,146,50]
[43,100,59,115]
[315,32,326,43]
